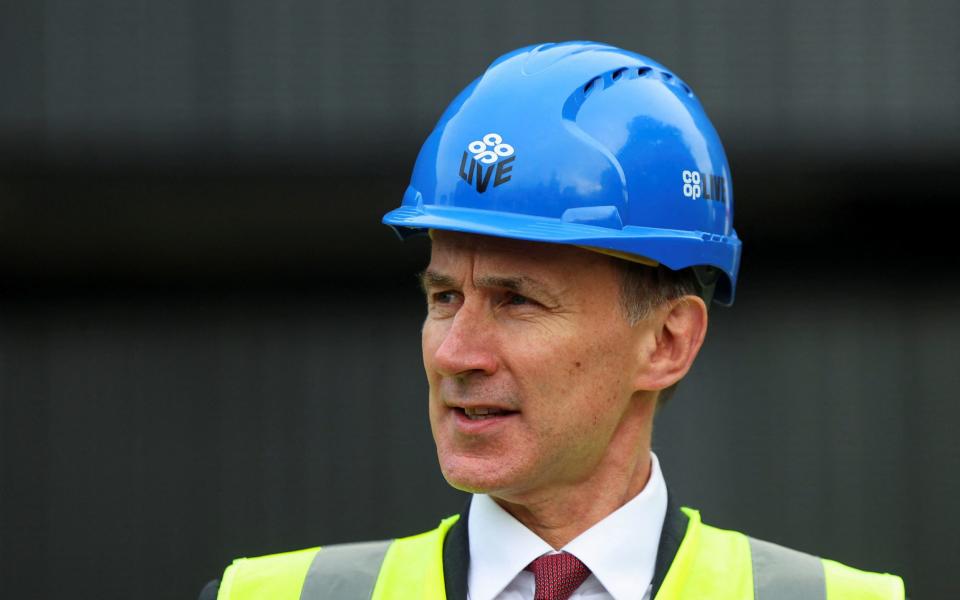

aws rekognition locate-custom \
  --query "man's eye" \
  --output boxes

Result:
[505,293,532,306]
[432,291,458,304]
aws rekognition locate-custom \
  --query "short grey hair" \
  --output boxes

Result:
[617,261,703,408]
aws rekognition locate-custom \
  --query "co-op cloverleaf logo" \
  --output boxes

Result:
[458,133,516,193]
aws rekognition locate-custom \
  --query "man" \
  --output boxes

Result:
[204,41,905,599]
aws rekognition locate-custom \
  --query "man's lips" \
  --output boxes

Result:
[457,406,519,420]
[446,401,521,423]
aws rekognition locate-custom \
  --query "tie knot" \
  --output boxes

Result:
[525,552,592,600]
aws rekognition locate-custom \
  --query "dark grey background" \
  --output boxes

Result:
[1,1,958,598]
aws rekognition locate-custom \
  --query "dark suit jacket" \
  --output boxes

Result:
[199,494,688,600]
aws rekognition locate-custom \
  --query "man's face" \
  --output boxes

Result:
[421,231,651,501]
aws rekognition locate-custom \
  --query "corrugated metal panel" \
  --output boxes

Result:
[1,0,957,164]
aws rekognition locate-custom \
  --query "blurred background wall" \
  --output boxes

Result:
[1,0,958,597]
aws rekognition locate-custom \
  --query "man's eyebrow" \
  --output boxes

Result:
[418,270,559,302]
[475,274,559,303]
[418,270,457,293]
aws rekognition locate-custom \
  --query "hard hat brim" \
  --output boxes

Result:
[383,203,740,306]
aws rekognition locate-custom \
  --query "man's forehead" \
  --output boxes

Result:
[424,231,623,302]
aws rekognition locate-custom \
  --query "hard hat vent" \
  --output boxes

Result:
[657,70,694,98]
[583,76,601,96]
[564,65,700,122]
[576,66,696,105]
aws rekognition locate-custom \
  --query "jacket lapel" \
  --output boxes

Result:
[650,491,688,598]
[442,498,471,600]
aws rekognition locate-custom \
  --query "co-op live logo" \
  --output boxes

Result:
[682,170,726,202]
[459,133,516,193]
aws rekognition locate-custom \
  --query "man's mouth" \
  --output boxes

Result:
[458,407,517,420]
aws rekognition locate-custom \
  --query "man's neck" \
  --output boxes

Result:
[491,449,653,549]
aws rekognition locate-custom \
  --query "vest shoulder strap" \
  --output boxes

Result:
[748,536,905,600]
[219,546,320,600]
[821,559,905,600]
[747,536,825,600]
[218,515,459,600]
[218,541,392,600]
[656,508,903,600]
[301,540,393,599]
[656,508,754,600]
[370,515,459,600]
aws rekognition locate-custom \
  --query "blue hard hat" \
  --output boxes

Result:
[383,41,741,305]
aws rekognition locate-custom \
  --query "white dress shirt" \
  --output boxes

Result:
[467,453,668,600]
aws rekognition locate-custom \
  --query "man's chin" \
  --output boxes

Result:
[438,456,517,495]
[441,468,500,495]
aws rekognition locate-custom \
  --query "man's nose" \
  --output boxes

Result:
[430,301,499,378]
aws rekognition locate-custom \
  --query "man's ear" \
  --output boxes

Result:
[634,296,709,391]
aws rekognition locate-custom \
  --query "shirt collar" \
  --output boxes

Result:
[564,452,667,600]
[466,452,668,600]
[467,493,553,600]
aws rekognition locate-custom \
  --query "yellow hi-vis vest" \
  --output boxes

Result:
[218,508,904,600]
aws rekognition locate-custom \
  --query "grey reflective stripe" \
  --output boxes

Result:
[748,537,826,600]
[299,539,392,600]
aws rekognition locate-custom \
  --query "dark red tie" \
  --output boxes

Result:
[525,552,592,600]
